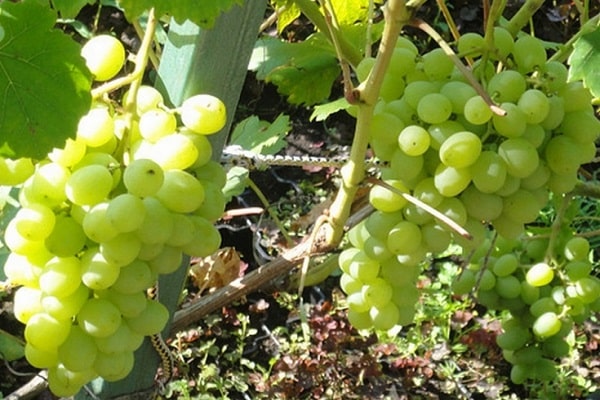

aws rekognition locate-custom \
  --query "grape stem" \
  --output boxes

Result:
[503,0,544,37]
[365,177,472,239]
[246,178,293,247]
[409,18,507,116]
[544,193,572,263]
[547,12,600,63]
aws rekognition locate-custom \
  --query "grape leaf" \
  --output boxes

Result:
[249,35,340,105]
[0,0,92,159]
[568,28,600,98]
[0,329,24,362]
[117,0,242,29]
[50,0,94,19]
[272,0,301,34]
[310,97,352,121]
[230,114,290,155]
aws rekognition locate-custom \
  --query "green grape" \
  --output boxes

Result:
[428,120,464,150]
[493,102,527,138]
[530,297,557,318]
[81,248,120,290]
[347,309,372,330]
[460,185,503,221]
[492,254,519,277]
[192,182,226,222]
[440,81,477,114]
[521,124,546,149]
[41,284,89,321]
[126,299,169,336]
[370,302,400,331]
[492,214,524,239]
[3,252,45,288]
[123,159,164,198]
[137,242,164,261]
[421,222,452,253]
[540,95,565,130]
[517,89,550,124]
[147,245,183,275]
[478,269,497,291]
[494,174,521,197]
[28,162,70,206]
[77,298,122,338]
[526,262,554,287]
[45,216,86,257]
[510,364,529,384]
[463,96,493,125]
[403,203,432,225]
[39,257,82,297]
[496,324,530,351]
[58,325,98,372]
[111,260,153,294]
[0,157,35,185]
[370,112,405,161]
[81,34,125,81]
[398,125,430,156]
[76,107,115,147]
[364,210,404,240]
[136,197,174,244]
[487,70,526,103]
[179,216,222,257]
[545,135,584,176]
[575,277,600,304]
[380,70,406,101]
[47,364,93,398]
[413,177,443,206]
[66,164,113,206]
[513,35,547,73]
[385,98,418,125]
[166,214,196,247]
[106,193,146,233]
[25,342,58,368]
[13,287,43,324]
[100,232,142,266]
[542,61,568,92]
[150,134,199,170]
[340,273,362,294]
[138,109,177,142]
[403,81,438,109]
[532,312,561,339]
[380,258,420,286]
[12,204,55,242]
[497,138,539,178]
[492,27,514,59]
[503,189,542,223]
[347,292,370,313]
[124,85,164,116]
[560,110,600,144]
[495,275,521,299]
[387,220,422,255]
[520,280,540,305]
[73,152,121,187]
[457,32,484,57]
[437,197,468,227]
[82,202,119,243]
[95,322,144,354]
[362,236,393,261]
[416,93,452,124]
[369,179,409,213]
[520,162,551,190]
[3,219,46,256]
[362,278,393,308]
[25,312,71,351]
[560,81,593,113]
[470,151,507,193]
[180,129,213,168]
[388,48,417,77]
[94,350,135,381]
[422,48,454,80]
[347,251,380,283]
[433,164,471,197]
[155,170,205,213]
[452,269,476,295]
[355,57,375,82]
[563,237,590,262]
[180,94,227,135]
[389,149,424,181]
[439,131,482,168]
[99,289,147,318]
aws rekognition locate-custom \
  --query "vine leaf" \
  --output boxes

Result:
[249,35,340,105]
[272,0,301,34]
[230,114,290,155]
[117,0,242,29]
[0,0,92,159]
[568,28,600,98]
[50,0,95,18]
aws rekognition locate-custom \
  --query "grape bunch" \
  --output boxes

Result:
[2,34,227,396]
[454,234,600,383]
[339,26,600,354]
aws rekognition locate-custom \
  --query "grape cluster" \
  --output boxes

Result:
[2,35,227,396]
[339,27,600,348]
[454,234,600,383]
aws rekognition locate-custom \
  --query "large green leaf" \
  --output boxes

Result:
[568,28,600,98]
[0,0,92,159]
[250,34,340,105]
[230,114,290,155]
[51,0,95,18]
[117,0,242,28]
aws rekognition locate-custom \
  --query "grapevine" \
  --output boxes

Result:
[1,10,227,397]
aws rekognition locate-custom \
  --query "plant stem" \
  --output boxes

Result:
[246,178,293,247]
[323,0,413,247]
[504,0,544,36]
[293,0,363,66]
[548,12,600,63]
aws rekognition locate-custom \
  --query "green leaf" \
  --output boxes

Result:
[117,0,243,29]
[250,35,340,105]
[272,0,301,34]
[0,329,24,362]
[310,97,352,121]
[51,0,94,18]
[568,28,600,98]
[0,0,92,159]
[222,166,249,201]
[230,114,290,155]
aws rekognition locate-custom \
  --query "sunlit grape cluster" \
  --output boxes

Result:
[2,35,227,396]
[339,26,600,362]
